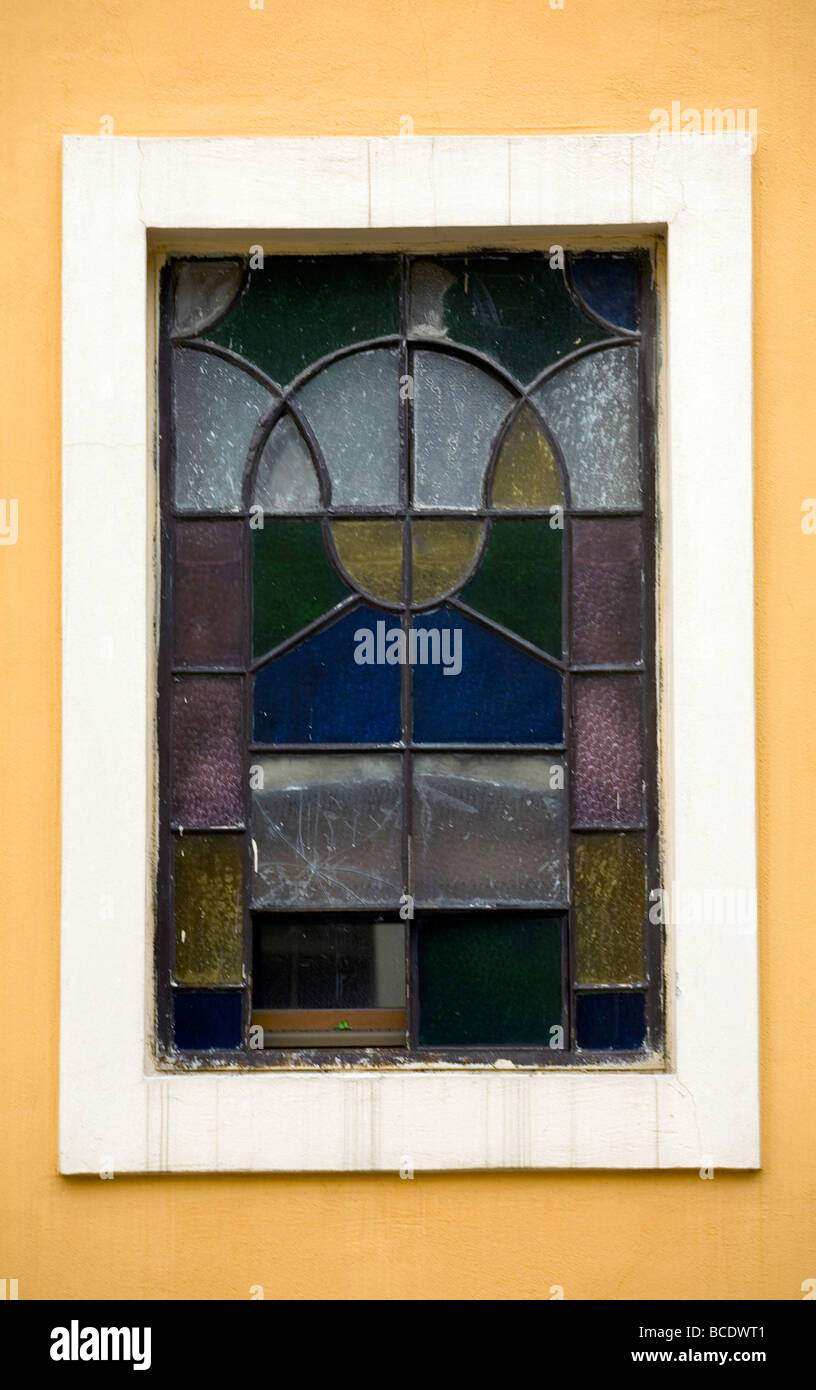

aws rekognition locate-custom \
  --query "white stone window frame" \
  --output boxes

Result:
[61,134,757,1173]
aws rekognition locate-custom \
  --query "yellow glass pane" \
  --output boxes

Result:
[574,832,645,985]
[174,833,244,986]
[490,403,563,509]
[412,519,485,605]
[330,519,404,604]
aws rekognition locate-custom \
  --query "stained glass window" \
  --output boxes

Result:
[157,249,661,1062]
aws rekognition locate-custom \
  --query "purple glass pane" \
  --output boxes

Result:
[573,675,643,826]
[571,518,643,665]
[173,520,244,667]
[172,677,244,827]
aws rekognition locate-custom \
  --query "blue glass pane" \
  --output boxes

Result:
[253,606,401,743]
[174,990,243,1050]
[412,607,563,743]
[575,991,646,1050]
[570,253,640,333]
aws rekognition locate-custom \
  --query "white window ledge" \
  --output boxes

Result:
[61,134,758,1172]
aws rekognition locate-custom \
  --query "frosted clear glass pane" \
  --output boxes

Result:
[173,260,244,339]
[413,755,568,907]
[295,348,400,507]
[413,352,515,509]
[253,414,321,512]
[172,347,273,512]
[532,346,640,509]
[408,261,458,339]
[251,755,403,909]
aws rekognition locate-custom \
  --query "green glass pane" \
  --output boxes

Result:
[408,255,609,386]
[253,520,349,657]
[174,833,244,986]
[418,916,563,1047]
[574,833,646,985]
[460,518,562,657]
[207,255,401,387]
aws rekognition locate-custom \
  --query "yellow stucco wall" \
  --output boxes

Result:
[1,0,814,1300]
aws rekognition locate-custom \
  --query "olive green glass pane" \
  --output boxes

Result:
[417,916,563,1047]
[253,521,349,657]
[412,519,485,605]
[460,519,562,657]
[296,348,400,508]
[207,255,401,387]
[574,832,646,985]
[490,404,563,509]
[408,254,609,385]
[330,519,403,605]
[174,833,244,986]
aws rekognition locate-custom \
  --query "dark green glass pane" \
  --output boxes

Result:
[207,255,401,387]
[408,255,609,386]
[252,520,349,657]
[460,519,562,657]
[417,916,563,1047]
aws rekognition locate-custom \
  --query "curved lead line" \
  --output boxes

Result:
[244,397,332,512]
[522,335,641,397]
[481,395,571,512]
[169,256,248,342]
[408,517,491,612]
[175,337,333,510]
[562,255,641,341]
[245,403,332,512]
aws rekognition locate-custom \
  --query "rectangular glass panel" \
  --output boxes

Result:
[413,755,568,907]
[173,990,243,1051]
[571,518,643,666]
[575,991,646,1051]
[172,677,244,828]
[572,675,644,827]
[417,915,563,1046]
[174,520,244,667]
[174,833,244,986]
[574,832,645,985]
[251,755,403,909]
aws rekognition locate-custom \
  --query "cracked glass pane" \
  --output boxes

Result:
[412,754,568,907]
[250,755,403,909]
